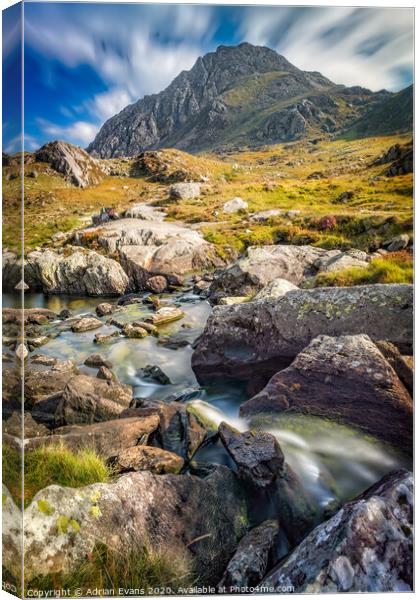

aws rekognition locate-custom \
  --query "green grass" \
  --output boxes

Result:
[3,443,111,507]
[312,252,413,287]
[25,542,194,597]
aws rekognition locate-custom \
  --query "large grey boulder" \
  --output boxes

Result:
[169,182,201,200]
[55,374,133,425]
[262,470,413,592]
[209,245,338,303]
[241,335,413,453]
[2,251,21,290]
[25,249,129,296]
[7,466,247,584]
[192,284,413,379]
[315,249,369,273]
[253,278,298,300]
[77,219,223,288]
[35,140,105,188]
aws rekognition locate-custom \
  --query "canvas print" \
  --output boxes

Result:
[2,1,414,597]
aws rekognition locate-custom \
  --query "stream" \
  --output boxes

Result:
[5,289,412,519]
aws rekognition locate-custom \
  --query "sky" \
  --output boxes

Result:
[2,2,414,153]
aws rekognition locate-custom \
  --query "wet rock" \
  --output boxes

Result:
[130,320,158,334]
[152,402,209,460]
[254,278,298,300]
[25,249,129,296]
[12,467,247,585]
[218,422,284,488]
[71,316,103,333]
[122,323,148,339]
[31,354,57,366]
[35,140,105,188]
[223,197,248,213]
[169,182,201,200]
[113,445,184,474]
[95,302,115,317]
[147,306,185,325]
[16,343,28,362]
[218,520,279,590]
[376,340,413,396]
[55,374,133,425]
[241,334,413,453]
[59,309,72,319]
[146,275,167,293]
[84,354,113,369]
[209,245,337,303]
[262,470,413,592]
[94,331,120,344]
[97,366,115,381]
[192,284,413,380]
[27,335,50,350]
[140,364,172,385]
[26,415,160,459]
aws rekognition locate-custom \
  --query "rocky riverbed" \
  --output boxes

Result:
[2,200,413,593]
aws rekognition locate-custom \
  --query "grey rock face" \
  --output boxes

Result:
[218,520,279,590]
[8,466,247,584]
[192,284,413,379]
[262,470,413,592]
[25,249,129,296]
[241,334,413,453]
[35,140,105,188]
[253,278,298,300]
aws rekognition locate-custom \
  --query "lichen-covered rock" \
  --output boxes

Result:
[55,374,133,425]
[192,284,413,379]
[113,445,184,474]
[218,520,279,590]
[11,466,247,584]
[35,140,105,188]
[25,249,129,296]
[27,415,160,459]
[208,245,337,303]
[241,334,413,453]
[262,470,413,592]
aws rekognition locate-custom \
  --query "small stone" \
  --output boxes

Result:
[95,303,115,317]
[71,317,103,333]
[219,296,249,306]
[146,306,184,325]
[84,354,113,368]
[97,366,115,381]
[122,324,148,338]
[223,197,248,214]
[141,365,172,385]
[94,331,120,344]
[146,275,167,294]
[16,343,28,361]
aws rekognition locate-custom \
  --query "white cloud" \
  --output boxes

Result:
[85,88,133,121]
[37,118,100,147]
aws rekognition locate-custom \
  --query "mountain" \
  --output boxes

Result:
[87,42,407,157]
[343,84,413,139]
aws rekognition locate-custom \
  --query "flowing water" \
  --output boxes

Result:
[6,290,411,515]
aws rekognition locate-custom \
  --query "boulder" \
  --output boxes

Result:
[262,470,413,592]
[169,182,201,200]
[25,249,129,296]
[55,374,133,425]
[24,360,78,406]
[315,249,369,273]
[11,466,247,584]
[218,520,279,591]
[253,278,298,300]
[250,209,282,222]
[2,251,22,290]
[375,340,413,395]
[113,445,184,474]
[223,197,248,213]
[4,411,50,439]
[96,366,115,381]
[35,140,105,188]
[124,204,166,221]
[27,415,159,459]
[122,323,148,339]
[71,316,103,333]
[192,284,413,379]
[147,306,185,325]
[209,245,337,303]
[382,234,410,252]
[241,334,413,453]
[218,422,284,488]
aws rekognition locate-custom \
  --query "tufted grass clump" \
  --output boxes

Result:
[25,542,195,596]
[3,443,111,507]
[313,251,413,287]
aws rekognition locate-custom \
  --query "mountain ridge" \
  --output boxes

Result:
[87,42,411,157]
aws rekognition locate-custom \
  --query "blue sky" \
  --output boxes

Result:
[2,2,414,153]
